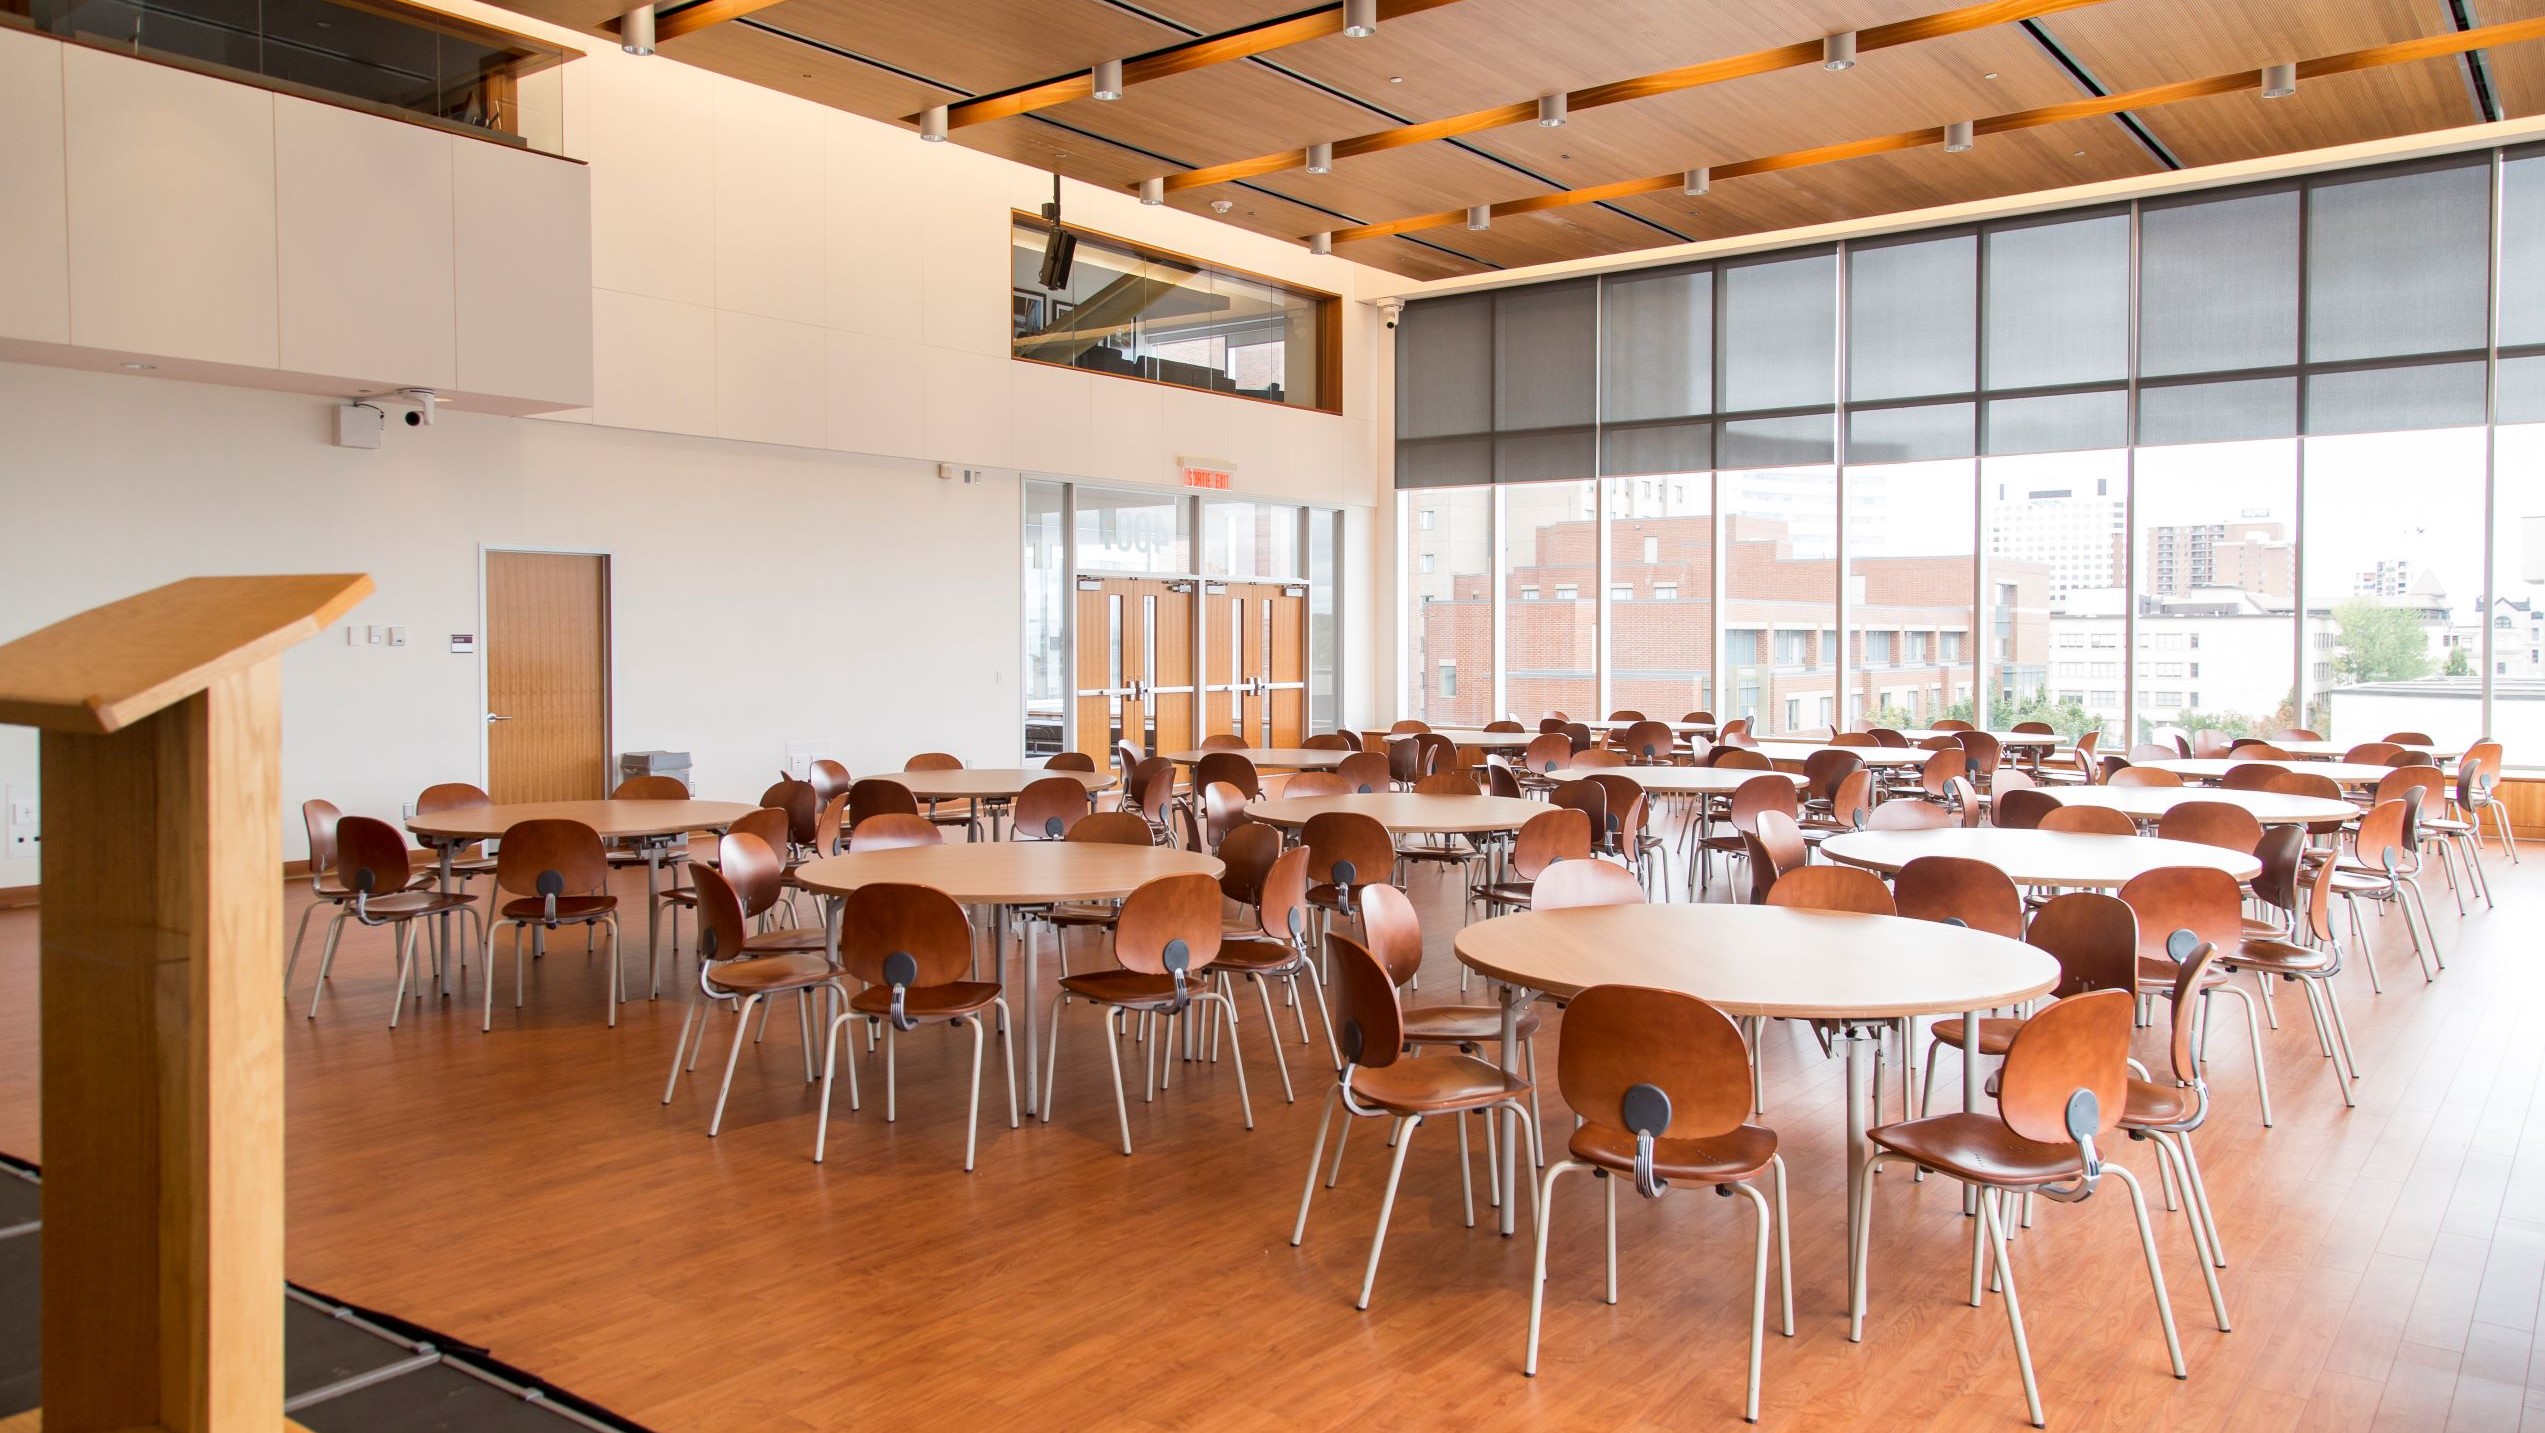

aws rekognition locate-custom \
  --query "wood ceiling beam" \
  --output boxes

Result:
[901,0,1474,131]
[1160,0,2118,194]
[1322,15,2545,247]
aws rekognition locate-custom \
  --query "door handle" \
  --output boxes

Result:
[486,713,515,722]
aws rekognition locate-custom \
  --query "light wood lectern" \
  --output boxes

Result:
[0,575,372,1433]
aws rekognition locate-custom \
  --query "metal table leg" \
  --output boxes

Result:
[1844,1023,1872,1314]
[435,840,457,996]
[644,844,664,1000]
[1016,902,1040,1116]
[1964,1003,1983,1216]
[1497,982,1528,1237]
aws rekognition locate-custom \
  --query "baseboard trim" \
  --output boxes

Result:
[0,851,435,911]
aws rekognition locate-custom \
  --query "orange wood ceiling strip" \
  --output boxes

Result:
[921,0,1474,130]
[1161,0,2117,193]
[1323,15,2545,246]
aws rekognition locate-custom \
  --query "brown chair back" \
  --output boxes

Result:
[1566,748,1627,770]
[1957,730,2002,774]
[1012,776,1094,840]
[2038,804,2138,837]
[1802,748,1862,805]
[1510,806,1593,881]
[1484,758,1526,799]
[1250,843,1315,948]
[1933,718,1974,733]
[2157,800,2262,855]
[1113,874,1224,979]
[1996,989,2132,1146]
[332,815,416,902]
[1216,821,1281,910]
[1919,746,1969,797]
[1868,727,1908,747]
[2383,730,2435,746]
[1520,732,1572,775]
[1327,932,1407,1071]
[1741,809,1807,904]
[1764,865,1896,915]
[1125,757,1178,825]
[809,759,853,806]
[613,774,688,800]
[1620,720,1676,764]
[1282,771,1353,798]
[493,819,608,901]
[686,863,756,969]
[1414,770,1480,796]
[1727,773,1798,833]
[1993,786,2058,830]
[717,829,789,919]
[2218,762,2284,791]
[759,778,819,849]
[1067,810,1155,847]
[304,798,347,876]
[850,813,942,850]
[1388,720,1431,735]
[1386,736,1426,786]
[2116,866,2245,971]
[416,782,491,815]
[1530,859,1646,909]
[727,805,790,857]
[1301,733,1352,751]
[1201,781,1254,849]
[1044,751,1098,772]
[1893,855,2024,939]
[1557,985,1752,1146]
[1710,746,1770,770]
[840,882,973,991]
[2343,742,2403,764]
[1336,750,1393,793]
[2126,744,2178,764]
[2026,891,2139,998]
[2106,766,2181,787]
[1200,733,1248,751]
[1303,811,1397,893]
[810,793,847,857]
[849,778,918,826]
[1484,719,1527,734]
[1357,881,1426,988]
[1866,797,1953,831]
[1193,751,1260,799]
[905,752,964,772]
[1829,768,1874,829]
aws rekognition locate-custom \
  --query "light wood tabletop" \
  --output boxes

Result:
[2142,758,2396,787]
[1454,903,2057,1019]
[2273,739,2449,760]
[873,768,1115,801]
[2043,786,2360,826]
[791,841,1219,904]
[1754,741,1932,768]
[405,798,761,842]
[1244,792,1547,834]
[1582,718,1716,734]
[1549,765,1805,796]
[1157,747,1348,770]
[1383,728,1535,748]
[1898,729,2063,747]
[1819,828,2262,886]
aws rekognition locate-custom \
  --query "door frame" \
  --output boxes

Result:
[477,544,616,796]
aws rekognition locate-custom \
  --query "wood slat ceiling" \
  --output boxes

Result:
[501,0,2545,278]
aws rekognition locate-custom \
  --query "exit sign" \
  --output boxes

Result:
[1180,456,1234,489]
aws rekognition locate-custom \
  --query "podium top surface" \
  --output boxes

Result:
[0,574,372,734]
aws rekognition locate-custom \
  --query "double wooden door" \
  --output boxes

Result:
[1072,577,1306,757]
[1201,582,1307,749]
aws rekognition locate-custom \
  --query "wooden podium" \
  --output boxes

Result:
[0,575,371,1433]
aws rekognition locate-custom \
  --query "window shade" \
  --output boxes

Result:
[1849,235,1976,402]
[2306,161,2489,363]
[2140,190,2299,377]
[1495,281,1598,431]
[1721,253,1836,413]
[1602,266,1712,422]
[1396,294,1493,439]
[1985,214,2128,391]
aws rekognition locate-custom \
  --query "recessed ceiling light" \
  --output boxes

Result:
[1210,199,1233,213]
[121,362,156,370]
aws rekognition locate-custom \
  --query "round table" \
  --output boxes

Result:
[1455,903,2058,1306]
[1386,728,1535,750]
[1899,729,2061,748]
[2271,739,2446,761]
[1158,747,1348,771]
[791,842,1221,1114]
[1582,718,1716,735]
[2142,757,2394,788]
[1244,792,1546,834]
[1755,742,1933,769]
[2042,786,2358,827]
[406,798,761,997]
[1549,765,1804,796]
[1819,828,2262,887]
[873,768,1114,840]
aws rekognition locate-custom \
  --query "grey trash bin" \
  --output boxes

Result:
[618,750,692,792]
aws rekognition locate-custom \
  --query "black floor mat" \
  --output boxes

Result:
[0,1157,648,1431]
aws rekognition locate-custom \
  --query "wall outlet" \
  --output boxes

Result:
[387,626,407,647]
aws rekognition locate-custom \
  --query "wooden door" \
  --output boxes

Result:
[1226,582,1308,746]
[1074,578,1200,758]
[484,550,610,802]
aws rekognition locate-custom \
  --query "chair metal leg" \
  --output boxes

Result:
[1105,1007,1134,1155]
[1770,1153,1794,1337]
[1252,977,1295,1103]
[814,1011,851,1163]
[1039,991,1066,1124]
[1294,1088,1343,1245]
[2111,1164,2188,1379]
[1849,1151,1878,1342]
[1455,1112,1475,1229]
[1735,1179,1774,1423]
[385,921,418,1028]
[2210,982,2273,1127]
[1212,994,1255,1129]
[2177,1128,2228,1268]
[1356,1115,1420,1310]
[708,993,760,1137]
[1604,1167,1619,1303]
[1981,1190,2046,1429]
[665,990,700,1105]
[1298,962,1341,1069]
[285,897,326,996]
[1524,1160,1587,1376]
[963,1012,984,1171]
[306,909,350,1020]
[2318,972,2362,1087]
[2151,1133,2230,1332]
[884,1020,898,1122]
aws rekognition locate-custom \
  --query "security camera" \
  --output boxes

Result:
[398,388,438,426]
[1377,296,1404,331]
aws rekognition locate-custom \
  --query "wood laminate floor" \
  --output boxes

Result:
[2,827,2542,1429]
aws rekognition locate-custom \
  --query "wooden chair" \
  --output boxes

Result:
[808,758,854,809]
[1958,730,2003,789]
[2376,765,2470,912]
[2219,826,2360,1112]
[2343,741,2403,764]
[2272,728,2323,742]
[1011,775,1095,841]
[1619,719,1677,765]
[1868,726,1909,747]
[1193,750,1262,803]
[2119,931,2234,1333]
[2157,800,2262,855]
[1801,768,1874,841]
[1800,749,1864,824]
[2459,740,2519,863]
[1865,798,1952,832]
[1565,748,1627,771]
[1042,872,1249,1155]
[1991,786,2056,830]
[1336,750,1392,794]
[902,753,981,841]
[1857,989,2184,1427]
[758,776,820,864]
[411,780,499,887]
[1919,890,2135,1118]
[301,815,482,1026]
[2422,764,2497,908]
[2383,730,2436,745]
[1362,882,1543,1156]
[2215,762,2282,792]
[1291,929,1539,1310]
[1200,780,1255,852]
[1694,773,1797,899]
[1301,732,1352,752]
[1474,806,1595,922]
[2117,866,2268,1125]
[1209,833,1339,1091]
[2126,743,2179,764]
[2034,729,2100,785]
[1122,756,1179,843]
[1388,719,1432,735]
[1044,751,1098,772]
[816,882,1016,1169]
[1522,985,1790,1416]
[1302,810,1401,948]
[2106,765,2181,788]
[660,854,846,1137]
[1283,770,1352,798]
[847,778,919,838]
[1484,757,1527,799]
[288,797,437,998]
[1738,809,1808,905]
[2330,799,2441,987]
[482,819,621,1032]
[1584,771,1660,889]
[2038,805,2137,836]
[1200,733,1248,751]
[1530,858,1648,910]
[608,774,696,950]
[1764,865,1895,915]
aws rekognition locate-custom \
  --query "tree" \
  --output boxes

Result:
[2444,644,2473,677]
[2331,600,2436,684]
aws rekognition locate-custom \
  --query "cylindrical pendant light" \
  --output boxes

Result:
[919,106,949,142]
[619,3,654,56]
[1683,166,1710,196]
[1309,232,1332,255]
[1091,58,1124,100]
[1466,205,1491,231]
[2261,62,2297,99]
[1537,93,1567,128]
[1305,141,1334,174]
[1943,119,1974,152]
[1140,177,1166,205]
[1822,30,1856,71]
[1341,0,1377,38]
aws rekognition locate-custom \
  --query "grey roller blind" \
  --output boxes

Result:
[2306,161,2490,363]
[1496,430,1597,484]
[1850,402,1976,464]
[2137,378,2297,446]
[1721,252,1836,413]
[2500,353,2545,425]
[1722,413,1834,469]
[1983,389,2126,456]
[2306,361,2486,435]
[1396,294,1493,439]
[1849,234,1976,402]
[1496,281,1597,432]
[1602,420,1714,476]
[2140,189,2299,377]
[1397,437,1492,489]
[1603,266,1712,422]
[1984,213,2128,391]
[2503,152,2545,348]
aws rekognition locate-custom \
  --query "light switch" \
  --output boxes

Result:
[387,626,407,647]
[366,625,383,645]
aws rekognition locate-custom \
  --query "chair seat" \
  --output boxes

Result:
[1925,1015,2023,1056]
[1043,901,1120,928]
[1867,1112,2086,1187]
[2327,868,2396,895]
[848,981,1001,1019]
[499,893,617,922]
[1472,881,1533,909]
[2136,954,2234,993]
[1212,936,1304,974]
[606,848,688,868]
[348,890,477,919]
[744,926,829,955]
[705,952,835,995]
[1058,969,1186,1009]
[2224,937,2332,975]
[2423,815,2475,835]
[1568,1122,1776,1183]
[2122,1078,2198,1129]
[1307,883,1372,913]
[312,870,440,899]
[1402,1004,1540,1045]
[1396,842,1476,865]
[1345,1053,1530,1115]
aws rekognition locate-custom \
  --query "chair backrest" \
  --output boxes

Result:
[686,862,757,971]
[1388,719,1431,735]
[1703,744,1762,770]
[1727,773,1798,833]
[1566,748,1627,770]
[1991,766,2036,798]
[848,778,919,826]
[1012,776,1094,840]
[1484,719,1528,734]
[2265,768,2343,801]
[414,782,491,816]
[1562,721,1595,753]
[1336,750,1393,793]
[2387,750,2437,769]
[1193,751,1260,799]
[1763,864,1896,915]
[905,752,963,772]
[1958,730,2002,773]
[1510,806,1593,881]
[2271,728,2322,742]
[1586,772,1647,845]
[2219,762,2285,791]
[1868,727,1909,747]
[1282,771,1352,798]
[1388,734,1429,785]
[1113,873,1224,977]
[2155,936,2222,1087]
[1992,786,2057,829]
[2247,822,2307,919]
[808,759,853,806]
[1620,720,1677,763]
[1995,989,2132,1146]
[759,777,818,847]
[2105,766,2181,787]
[1831,731,1877,747]
[2025,891,2139,998]
[1066,810,1155,847]
[840,882,972,990]
[811,793,847,856]
[1215,819,1281,907]
[1946,776,1983,826]
[850,813,942,850]
[493,819,607,899]
[1115,739,1144,781]
[1326,932,1407,1071]
[613,774,688,800]
[1126,757,1178,822]
[1549,778,1609,842]
[2116,865,2246,970]
[2343,742,2403,764]
[1411,731,1459,777]
[1683,710,1714,726]
[331,815,415,901]
[1802,748,1863,804]
[718,828,789,918]
[1251,843,1315,947]
[2374,764,2448,820]
[1893,855,2024,939]
[1557,985,1753,1148]
[1301,733,1353,751]
[2463,740,2504,783]
[2351,799,2410,870]
[2231,742,2292,761]
[2384,730,2436,746]
[1920,746,1969,796]
[1484,757,1526,799]
[1605,709,1645,724]
[1199,733,1248,751]
[2157,800,2263,855]
[1302,811,1396,892]
[2010,721,2054,735]
[1201,780,1254,849]
[303,798,346,874]
[2126,743,2178,764]
[1828,769,1875,829]
[1356,881,1425,987]
[1413,770,1480,796]
[1045,751,1099,772]
[1866,798,1952,831]
[728,805,790,857]
[2038,804,2138,836]
[1933,718,1974,732]
[1741,809,1807,903]
[2188,728,2233,758]
[1530,858,1647,910]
